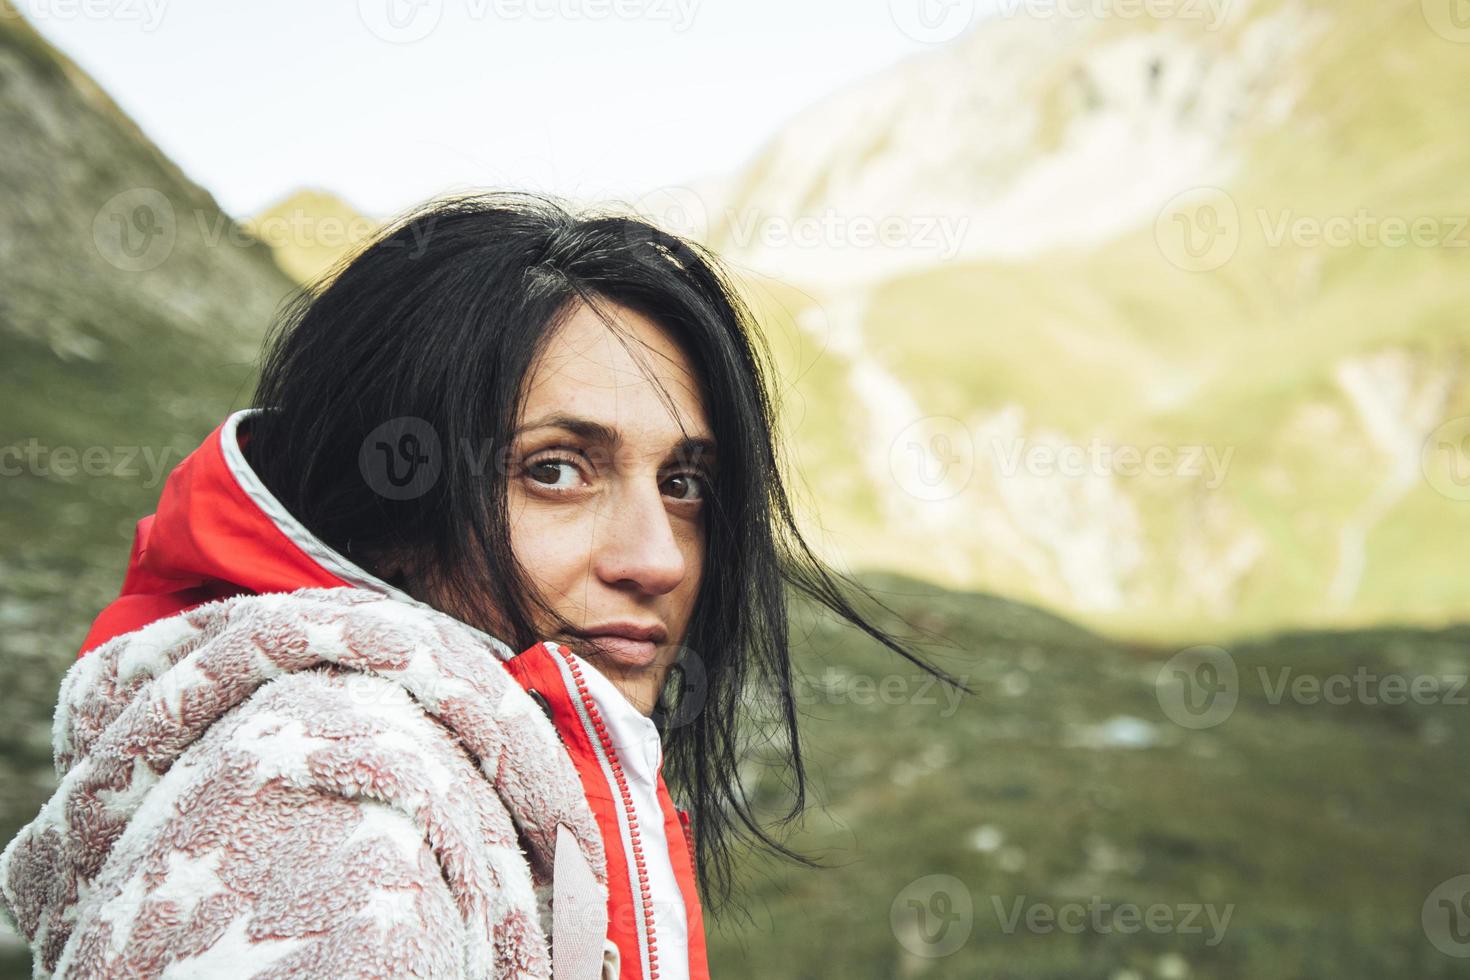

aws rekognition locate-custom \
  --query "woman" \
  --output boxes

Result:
[0,192,962,978]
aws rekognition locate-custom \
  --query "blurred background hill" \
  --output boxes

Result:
[246,187,380,288]
[684,0,1470,641]
[2,0,1468,976]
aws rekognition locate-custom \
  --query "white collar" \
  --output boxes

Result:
[570,655,664,782]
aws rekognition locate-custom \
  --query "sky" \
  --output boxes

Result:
[15,0,997,219]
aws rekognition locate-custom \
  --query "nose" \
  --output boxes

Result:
[591,478,688,596]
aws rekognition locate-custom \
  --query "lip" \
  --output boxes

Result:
[571,620,668,667]
[579,635,660,666]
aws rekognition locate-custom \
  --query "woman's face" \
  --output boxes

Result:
[508,299,712,714]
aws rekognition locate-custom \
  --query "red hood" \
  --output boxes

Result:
[79,409,401,658]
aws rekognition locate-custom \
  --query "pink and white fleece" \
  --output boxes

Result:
[0,586,613,979]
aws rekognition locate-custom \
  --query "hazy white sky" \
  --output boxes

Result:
[17,0,991,219]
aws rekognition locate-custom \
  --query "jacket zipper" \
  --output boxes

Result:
[552,644,661,980]
[677,808,695,861]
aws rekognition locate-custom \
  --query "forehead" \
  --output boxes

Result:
[519,300,710,443]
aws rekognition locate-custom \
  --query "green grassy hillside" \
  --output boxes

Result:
[707,573,1470,978]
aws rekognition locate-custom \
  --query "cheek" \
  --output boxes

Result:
[671,526,706,621]
[507,493,597,611]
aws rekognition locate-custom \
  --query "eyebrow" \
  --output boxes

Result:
[514,412,717,459]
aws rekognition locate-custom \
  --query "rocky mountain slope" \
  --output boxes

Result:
[662,0,1470,639]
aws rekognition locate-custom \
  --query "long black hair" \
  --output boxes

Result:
[244,190,966,914]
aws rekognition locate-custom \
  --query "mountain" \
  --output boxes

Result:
[247,187,380,288]
[0,6,298,965]
[664,0,1470,641]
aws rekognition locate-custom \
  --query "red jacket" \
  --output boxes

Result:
[75,409,710,980]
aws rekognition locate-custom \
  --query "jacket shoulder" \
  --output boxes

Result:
[55,587,516,774]
[58,665,547,977]
[7,587,570,977]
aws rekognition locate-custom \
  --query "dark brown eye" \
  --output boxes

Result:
[661,472,705,502]
[526,456,584,488]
